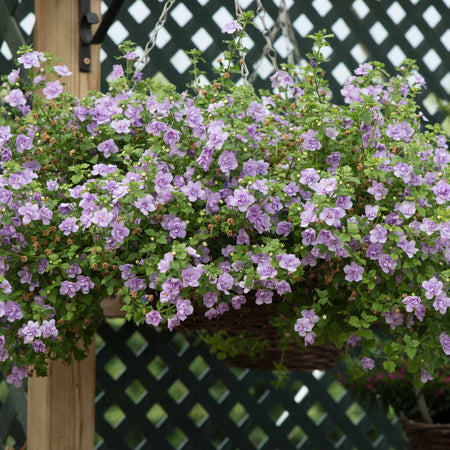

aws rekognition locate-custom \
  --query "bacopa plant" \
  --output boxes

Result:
[0,15,448,386]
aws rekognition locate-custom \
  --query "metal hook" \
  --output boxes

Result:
[79,0,125,72]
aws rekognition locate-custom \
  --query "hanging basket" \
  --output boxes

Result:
[179,295,340,372]
[400,417,450,450]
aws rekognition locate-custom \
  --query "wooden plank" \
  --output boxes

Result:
[34,0,101,95]
[28,1,101,449]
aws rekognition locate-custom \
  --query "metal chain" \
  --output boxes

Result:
[135,0,177,75]
[235,0,250,86]
[249,0,300,84]
[249,0,278,84]
[277,0,300,65]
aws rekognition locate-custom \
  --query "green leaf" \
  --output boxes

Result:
[383,360,396,372]
[349,316,361,328]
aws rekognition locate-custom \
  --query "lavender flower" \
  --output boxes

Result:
[221,20,242,34]
[439,332,450,355]
[343,262,364,282]
[361,357,375,370]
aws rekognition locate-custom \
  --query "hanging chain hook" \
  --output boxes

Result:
[135,0,177,76]
[249,0,278,84]
[234,0,250,86]
[277,0,300,66]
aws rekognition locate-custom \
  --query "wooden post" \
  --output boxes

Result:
[28,1,101,449]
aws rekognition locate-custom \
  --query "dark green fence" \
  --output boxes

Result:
[1,320,408,449]
[0,0,448,126]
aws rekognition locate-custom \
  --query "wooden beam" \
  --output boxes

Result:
[28,1,101,449]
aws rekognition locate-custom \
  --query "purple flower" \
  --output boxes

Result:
[161,215,187,239]
[15,134,33,153]
[378,254,397,274]
[304,332,317,346]
[256,263,277,280]
[58,217,79,235]
[110,64,124,80]
[134,195,157,216]
[231,295,246,309]
[221,20,242,34]
[226,189,255,212]
[368,181,388,201]
[398,201,416,219]
[386,121,414,142]
[393,162,413,183]
[18,51,46,68]
[203,292,218,308]
[40,319,58,338]
[7,69,20,83]
[43,81,63,100]
[270,70,294,88]
[347,335,361,347]
[218,150,238,174]
[301,129,321,151]
[319,207,345,227]
[422,277,443,299]
[6,364,28,387]
[98,139,119,158]
[433,294,449,315]
[111,221,130,244]
[181,266,203,287]
[76,275,94,294]
[343,262,364,282]
[402,295,421,313]
[92,208,113,228]
[146,310,163,326]
[163,128,181,147]
[181,181,206,201]
[5,301,23,322]
[54,65,72,77]
[0,280,12,295]
[420,369,433,383]
[111,119,131,134]
[158,253,173,273]
[369,225,388,244]
[176,299,193,321]
[18,202,40,224]
[66,263,82,278]
[18,320,42,344]
[255,289,273,305]
[365,205,378,220]
[361,357,375,370]
[276,221,292,237]
[439,332,450,355]
[277,253,301,272]
[216,272,234,294]
[60,281,79,298]
[311,178,337,196]
[432,180,450,205]
[354,63,372,75]
[382,311,403,330]
[5,89,26,107]
[246,205,271,234]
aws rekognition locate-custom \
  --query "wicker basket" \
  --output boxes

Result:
[400,417,450,450]
[180,296,340,372]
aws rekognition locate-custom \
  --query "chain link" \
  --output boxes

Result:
[249,0,300,83]
[135,0,177,75]
[249,0,278,83]
[278,0,300,66]
[234,0,250,86]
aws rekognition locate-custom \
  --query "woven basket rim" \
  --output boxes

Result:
[400,416,450,431]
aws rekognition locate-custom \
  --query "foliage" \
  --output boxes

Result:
[341,357,450,423]
[0,13,448,386]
